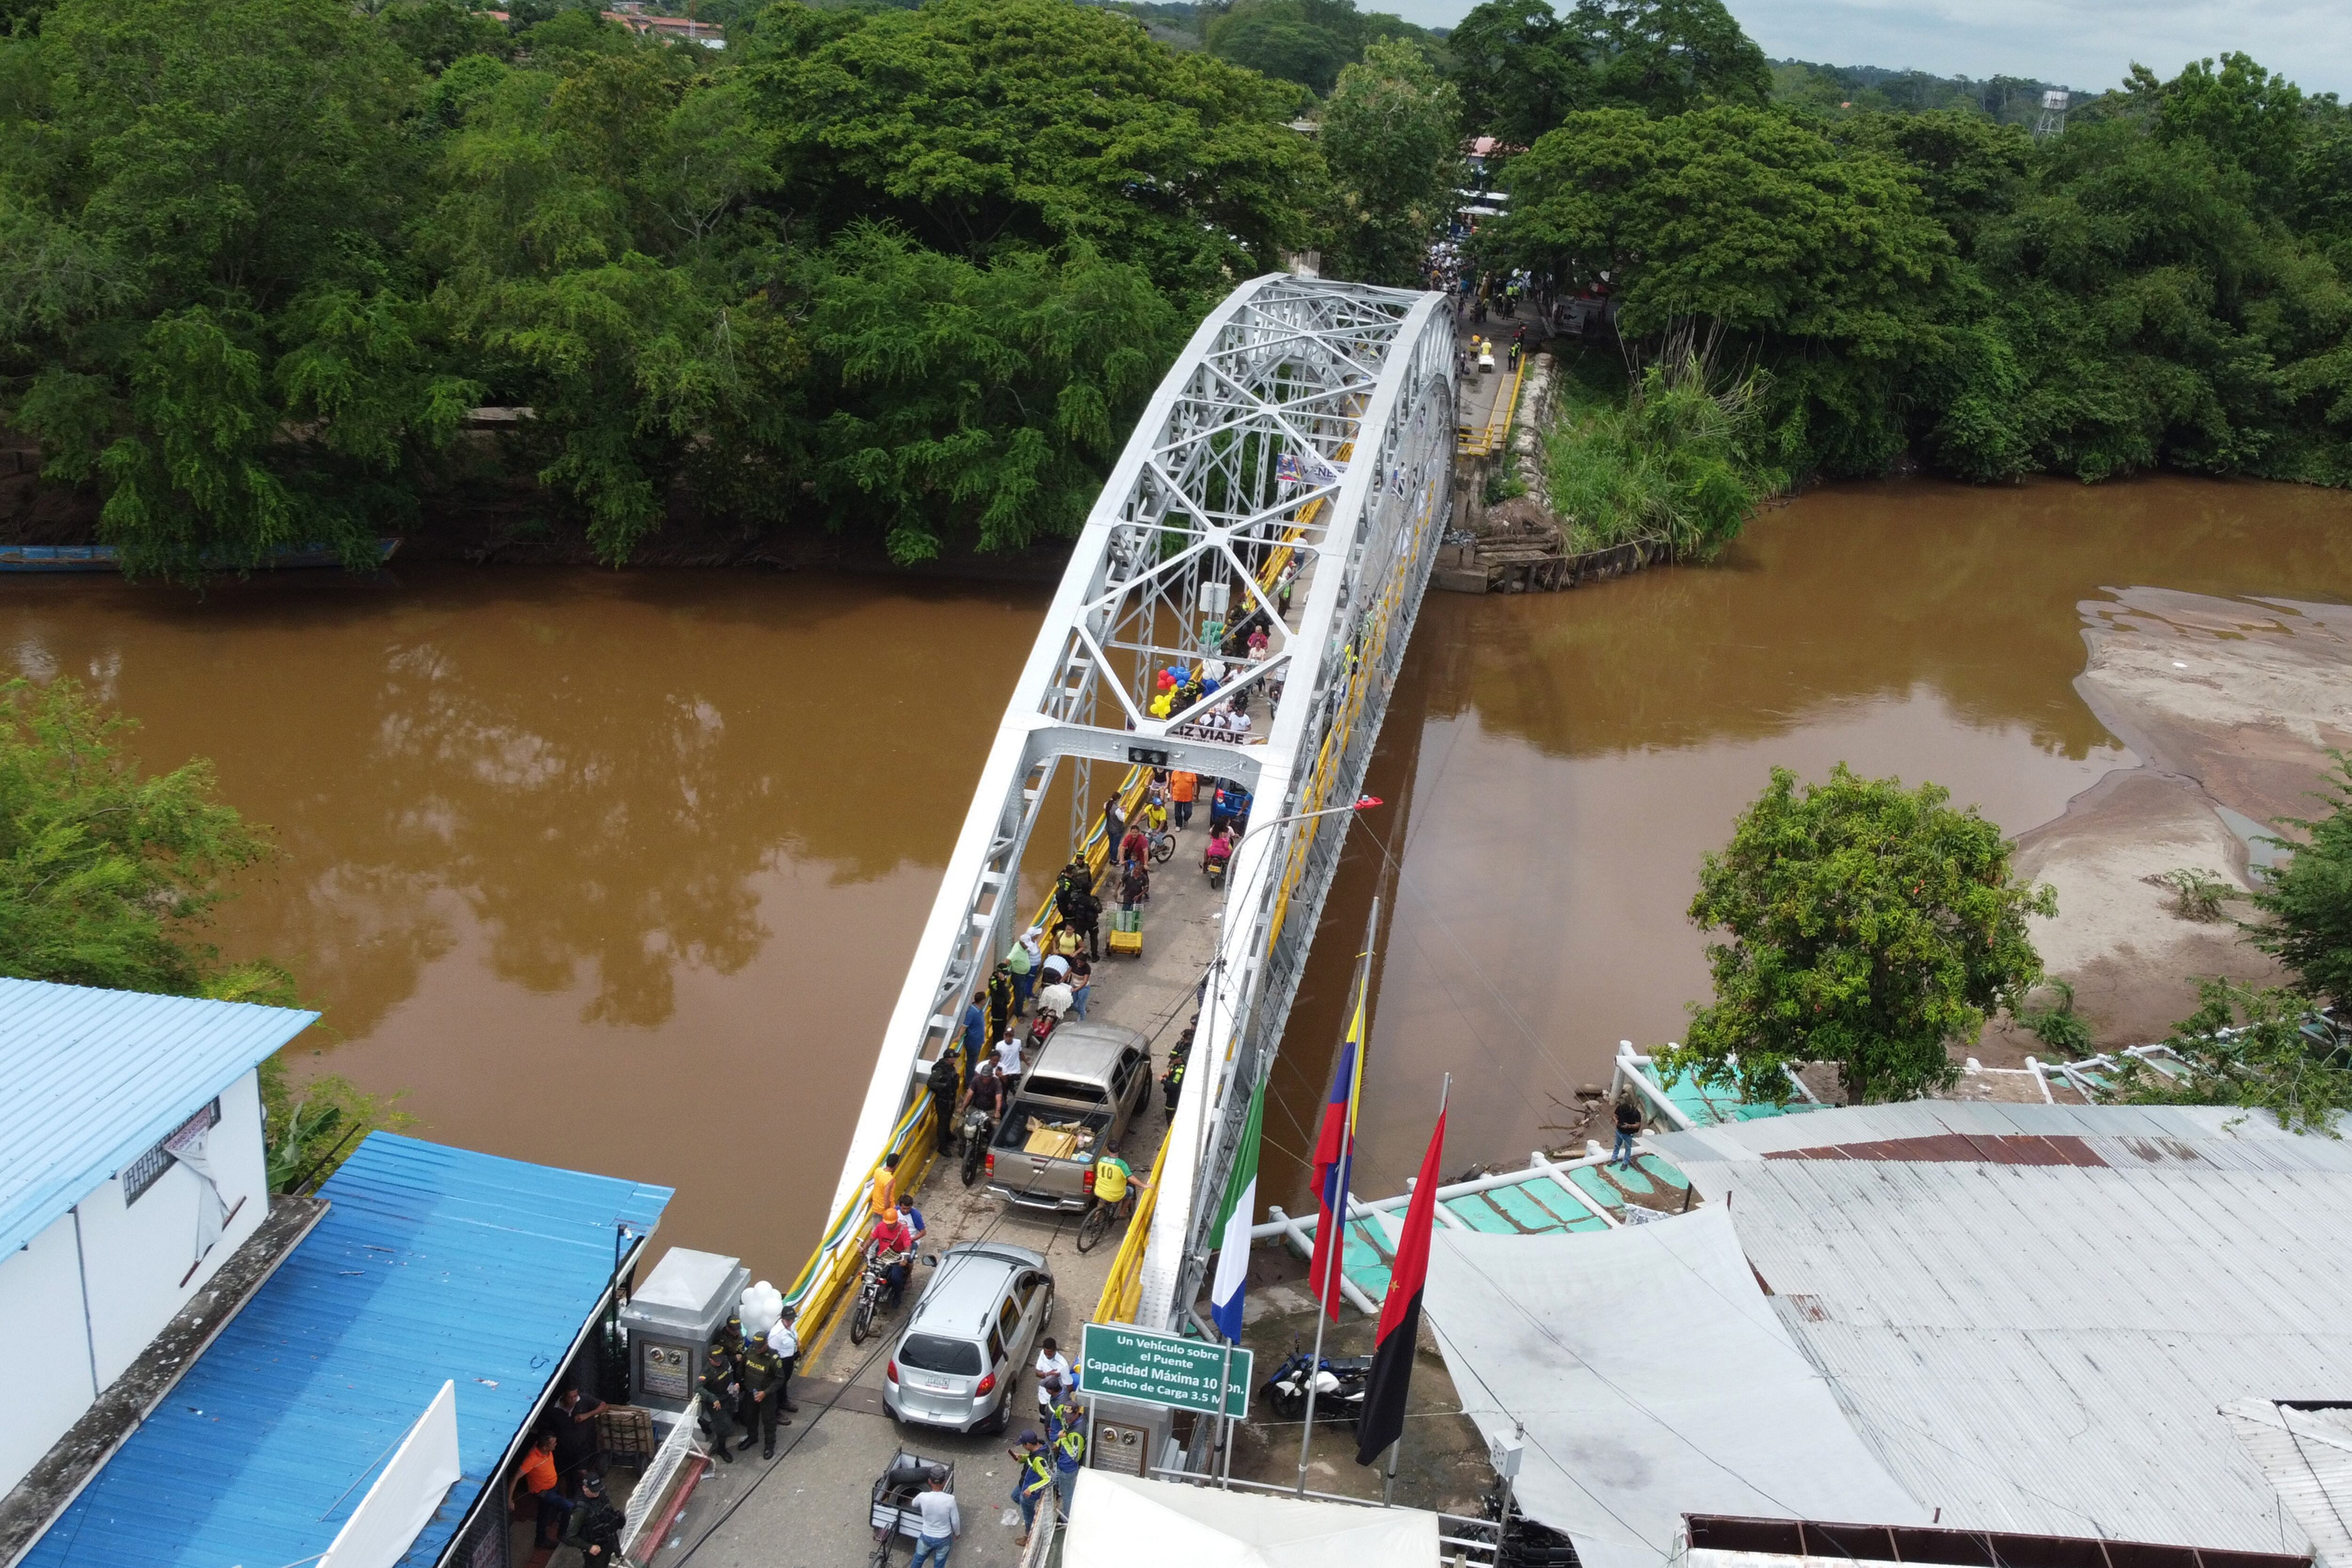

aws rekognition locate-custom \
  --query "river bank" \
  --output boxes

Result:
[1977,589,2352,1059]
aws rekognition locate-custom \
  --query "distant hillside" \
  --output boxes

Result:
[1772,58,2077,125]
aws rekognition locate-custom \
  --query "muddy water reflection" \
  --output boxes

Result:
[0,567,1047,1268]
[1271,476,2352,1208]
[7,474,2351,1275]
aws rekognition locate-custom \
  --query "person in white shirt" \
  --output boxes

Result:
[909,1470,960,1568]
[1036,979,1074,1019]
[763,1306,800,1415]
[995,1033,1025,1081]
[1034,1338,1074,1413]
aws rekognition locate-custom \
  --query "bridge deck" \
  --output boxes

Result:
[671,826,1229,1568]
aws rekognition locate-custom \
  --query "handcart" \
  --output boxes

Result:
[1106,906,1144,958]
[868,1449,954,1566]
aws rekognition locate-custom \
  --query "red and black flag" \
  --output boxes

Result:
[1355,1090,1446,1465]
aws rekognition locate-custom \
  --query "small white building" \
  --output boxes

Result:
[0,978,316,1498]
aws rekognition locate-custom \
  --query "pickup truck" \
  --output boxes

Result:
[983,1021,1154,1211]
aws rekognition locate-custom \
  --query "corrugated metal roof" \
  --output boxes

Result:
[1652,1102,2352,1163]
[20,1133,672,1568]
[2223,1401,2352,1567]
[1681,1155,2352,1554]
[0,978,319,1254]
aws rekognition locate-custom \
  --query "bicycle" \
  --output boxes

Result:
[1073,1188,1136,1254]
[1147,827,1175,865]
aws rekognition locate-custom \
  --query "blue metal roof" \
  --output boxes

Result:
[22,1133,673,1568]
[0,978,319,1255]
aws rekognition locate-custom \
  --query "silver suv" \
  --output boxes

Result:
[882,1242,1055,1433]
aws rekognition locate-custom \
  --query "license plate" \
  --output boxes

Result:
[913,1375,954,1393]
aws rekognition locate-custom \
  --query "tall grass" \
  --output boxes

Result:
[1542,340,1779,558]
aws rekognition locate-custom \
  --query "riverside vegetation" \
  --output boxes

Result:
[4,0,2351,575]
[1667,756,2352,1124]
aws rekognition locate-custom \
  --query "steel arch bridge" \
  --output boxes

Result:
[816,274,1457,1338]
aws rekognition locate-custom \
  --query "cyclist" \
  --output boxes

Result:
[1088,1141,1149,1229]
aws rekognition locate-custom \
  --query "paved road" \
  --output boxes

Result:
[1458,298,1535,439]
[660,811,1232,1568]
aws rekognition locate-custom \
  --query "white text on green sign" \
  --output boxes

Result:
[1080,1323,1251,1418]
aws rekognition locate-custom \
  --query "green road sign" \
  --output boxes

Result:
[1080,1322,1252,1418]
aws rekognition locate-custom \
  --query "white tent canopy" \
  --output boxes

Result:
[1061,1471,1440,1568]
[1422,1207,1928,1568]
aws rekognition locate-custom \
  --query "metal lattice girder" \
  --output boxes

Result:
[829,279,1459,1296]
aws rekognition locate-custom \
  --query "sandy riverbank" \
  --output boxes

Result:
[1975,588,2352,1062]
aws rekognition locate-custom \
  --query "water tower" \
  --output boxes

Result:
[2035,88,2070,139]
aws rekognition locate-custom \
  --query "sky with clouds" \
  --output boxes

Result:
[1380,0,2352,100]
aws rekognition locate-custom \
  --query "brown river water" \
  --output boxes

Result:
[5,475,2350,1274]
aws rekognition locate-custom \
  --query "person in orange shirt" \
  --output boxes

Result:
[509,1431,578,1547]
[868,1153,901,1221]
[1169,771,1198,830]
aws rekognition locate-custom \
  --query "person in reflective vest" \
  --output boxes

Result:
[1008,1432,1055,1546]
[1047,1395,1086,1519]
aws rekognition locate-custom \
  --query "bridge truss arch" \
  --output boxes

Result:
[829,274,1458,1334]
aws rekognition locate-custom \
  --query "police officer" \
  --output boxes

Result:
[741,1331,791,1458]
[986,962,1016,1045]
[564,1472,627,1560]
[699,1343,745,1462]
[928,1044,964,1154]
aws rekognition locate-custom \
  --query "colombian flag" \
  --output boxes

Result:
[1305,995,1366,1322]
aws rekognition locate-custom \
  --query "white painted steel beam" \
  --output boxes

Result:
[826,278,1458,1338]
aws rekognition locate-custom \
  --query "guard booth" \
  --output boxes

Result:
[619,1247,749,1421]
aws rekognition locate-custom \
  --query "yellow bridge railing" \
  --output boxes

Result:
[1456,354,1526,457]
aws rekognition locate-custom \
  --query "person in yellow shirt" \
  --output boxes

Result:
[1089,1141,1148,1221]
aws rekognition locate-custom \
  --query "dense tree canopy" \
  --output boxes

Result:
[1319,39,1461,285]
[0,0,1317,571]
[1482,51,2352,487]
[1202,0,1433,96]
[1447,0,1769,146]
[5,0,2352,571]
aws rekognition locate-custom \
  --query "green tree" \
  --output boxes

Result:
[2249,753,2352,1010]
[1320,39,1461,285]
[419,43,802,561]
[1448,0,1765,145]
[0,677,274,995]
[1205,0,1352,93]
[796,224,1180,561]
[0,0,477,579]
[0,676,407,1185]
[746,0,1320,295]
[1486,104,1955,476]
[2111,980,2352,1134]
[1670,764,2056,1104]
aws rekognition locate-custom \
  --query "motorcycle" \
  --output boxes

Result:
[1258,1344,1370,1425]
[959,1109,993,1187]
[848,1248,911,1345]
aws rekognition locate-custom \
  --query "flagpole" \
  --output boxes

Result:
[1216,1336,1236,1489]
[1298,895,1377,1497]
[1382,1069,1447,1506]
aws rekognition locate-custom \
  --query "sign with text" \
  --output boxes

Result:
[1081,1323,1251,1418]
